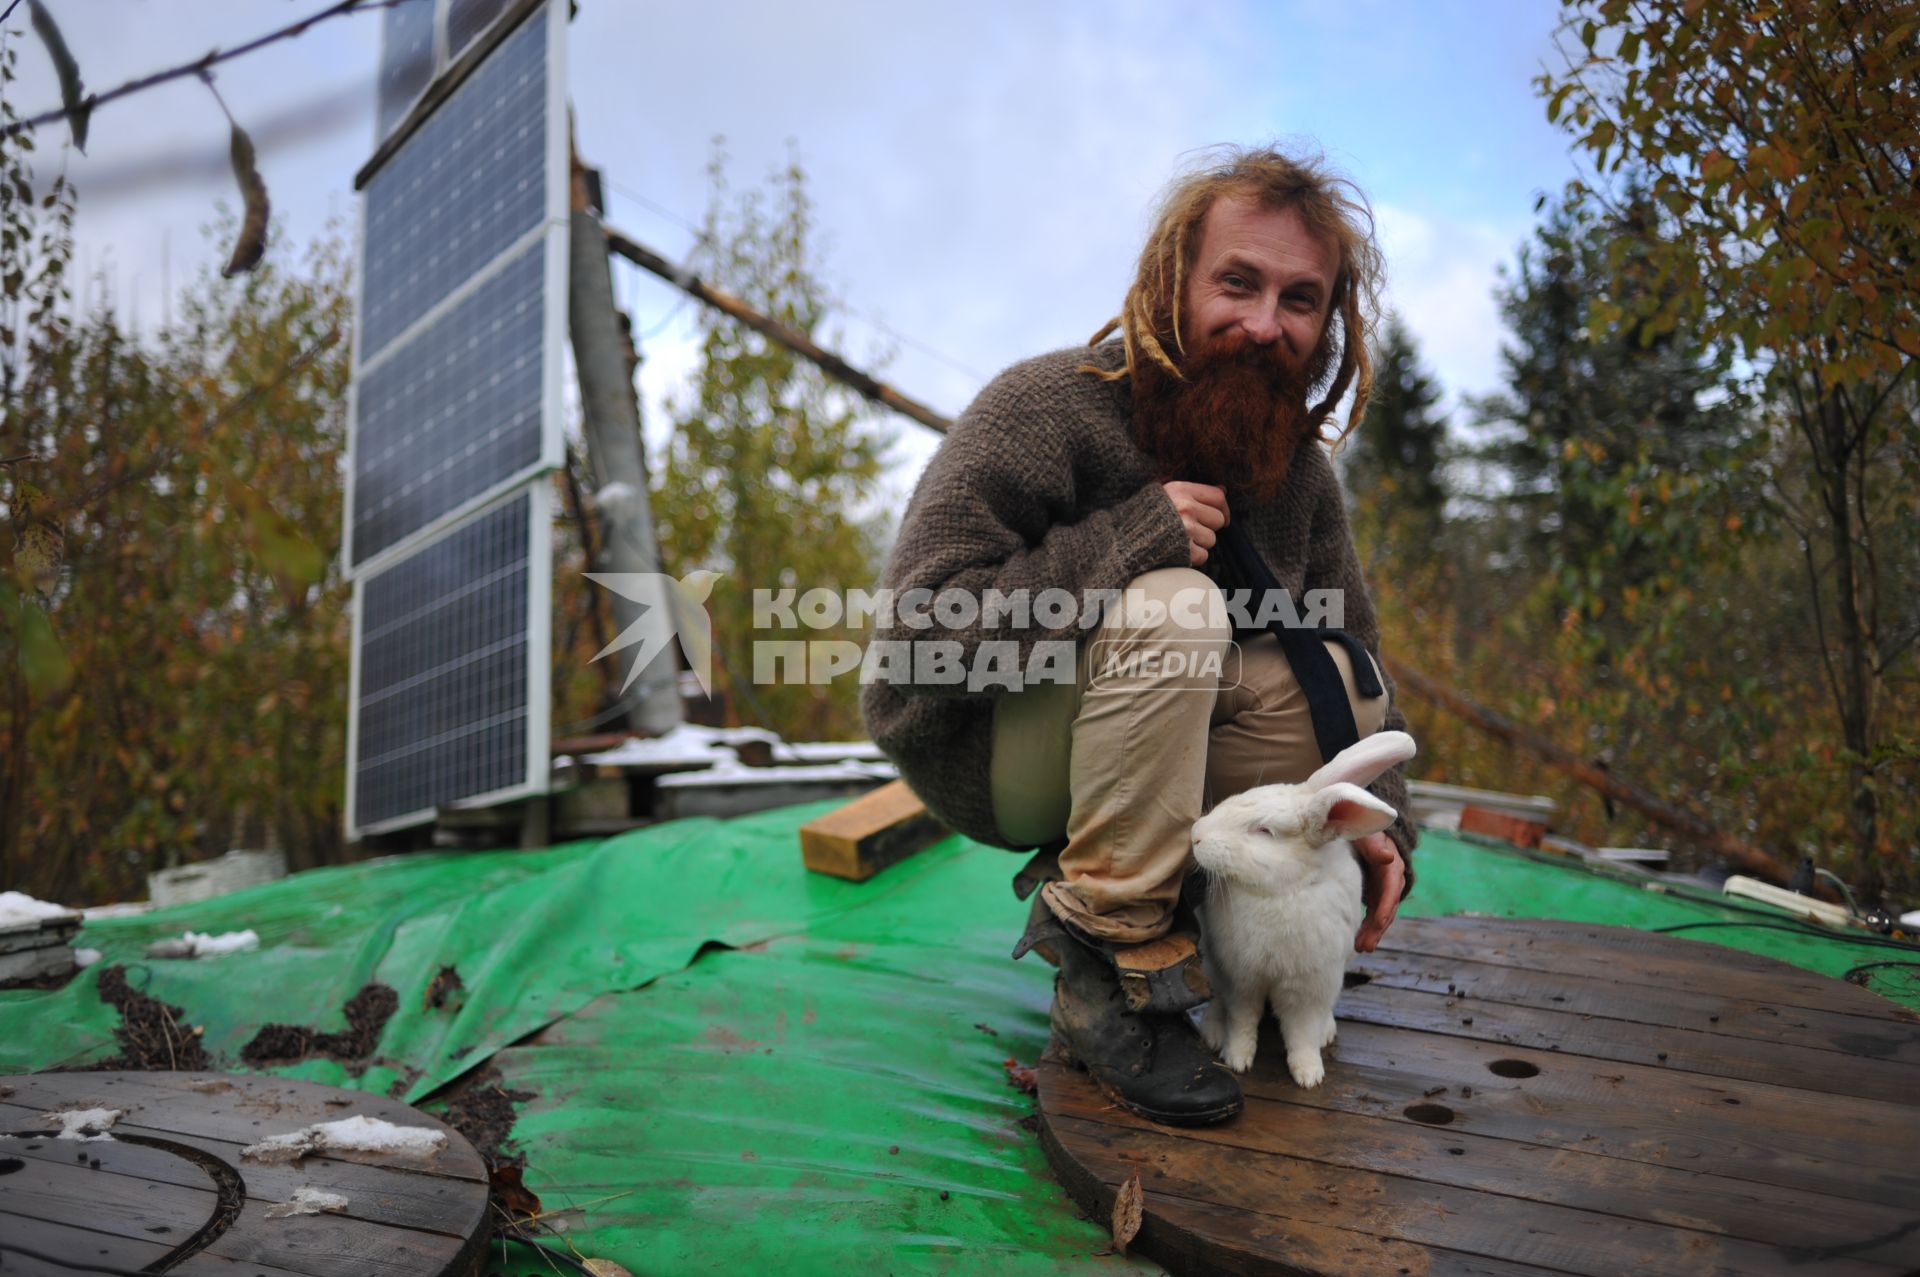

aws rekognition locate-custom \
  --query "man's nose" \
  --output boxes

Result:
[1240,308,1281,345]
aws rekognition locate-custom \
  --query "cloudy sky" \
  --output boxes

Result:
[9,0,1579,491]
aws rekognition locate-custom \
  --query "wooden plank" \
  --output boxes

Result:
[0,947,73,985]
[1291,1021,1920,1207]
[1033,1105,1569,1277]
[1385,917,1916,1022]
[0,1073,486,1183]
[1333,979,1920,1104]
[0,1073,489,1277]
[798,778,947,881]
[1351,948,1920,1063]
[1458,806,1545,848]
[0,918,78,958]
[0,1116,486,1240]
[197,1199,472,1277]
[0,1138,475,1277]
[1043,1059,1920,1263]
[0,1208,315,1277]
[0,1142,223,1251]
[0,1210,178,1276]
[1041,1094,1908,1275]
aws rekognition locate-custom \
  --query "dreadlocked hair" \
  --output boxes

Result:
[1083,144,1386,446]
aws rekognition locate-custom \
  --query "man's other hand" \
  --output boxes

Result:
[1162,482,1230,566]
[1352,832,1404,953]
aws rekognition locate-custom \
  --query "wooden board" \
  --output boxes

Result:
[0,1071,489,1277]
[1036,915,1920,1276]
[798,778,947,881]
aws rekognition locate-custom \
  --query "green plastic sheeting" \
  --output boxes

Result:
[2,809,1010,1100]
[3,807,1915,1275]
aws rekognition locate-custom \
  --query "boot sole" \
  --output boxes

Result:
[1054,1037,1244,1127]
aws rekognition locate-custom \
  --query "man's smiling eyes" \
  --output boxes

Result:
[1218,271,1320,310]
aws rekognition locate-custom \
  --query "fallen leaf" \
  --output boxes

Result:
[490,1161,541,1221]
[1111,1170,1143,1255]
[1002,1056,1037,1095]
[423,964,465,1011]
[583,1262,633,1277]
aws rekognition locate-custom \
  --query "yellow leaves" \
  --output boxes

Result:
[5,584,73,697]
[223,477,324,606]
[1725,514,1742,533]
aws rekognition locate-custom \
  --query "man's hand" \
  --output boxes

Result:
[1351,832,1404,953]
[1162,481,1230,566]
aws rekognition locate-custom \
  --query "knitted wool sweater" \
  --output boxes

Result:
[858,341,1420,881]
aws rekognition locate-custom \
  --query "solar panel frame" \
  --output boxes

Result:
[345,480,554,836]
[342,0,568,580]
[374,0,438,145]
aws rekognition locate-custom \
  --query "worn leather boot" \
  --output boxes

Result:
[1018,903,1242,1127]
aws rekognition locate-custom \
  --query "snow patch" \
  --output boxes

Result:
[242,1115,447,1164]
[46,1107,123,1141]
[0,891,78,930]
[73,948,102,969]
[146,929,260,959]
[264,1186,351,1218]
[581,722,781,769]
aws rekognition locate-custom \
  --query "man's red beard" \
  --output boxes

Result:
[1130,327,1335,503]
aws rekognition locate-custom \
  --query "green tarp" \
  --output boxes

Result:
[3,808,1914,1274]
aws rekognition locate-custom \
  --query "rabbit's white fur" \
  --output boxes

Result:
[1192,731,1417,1088]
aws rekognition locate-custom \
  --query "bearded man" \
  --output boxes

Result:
[860,147,1417,1126]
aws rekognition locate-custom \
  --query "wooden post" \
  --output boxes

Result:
[567,143,681,737]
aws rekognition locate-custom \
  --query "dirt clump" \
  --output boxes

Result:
[86,965,212,1071]
[431,1066,539,1226]
[239,983,399,1066]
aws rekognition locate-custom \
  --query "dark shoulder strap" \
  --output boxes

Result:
[1215,521,1380,767]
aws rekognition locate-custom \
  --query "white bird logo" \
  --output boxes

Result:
[583,569,722,697]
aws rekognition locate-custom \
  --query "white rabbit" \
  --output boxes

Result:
[1192,730,1417,1088]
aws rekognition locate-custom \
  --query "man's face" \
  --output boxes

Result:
[1179,195,1338,368]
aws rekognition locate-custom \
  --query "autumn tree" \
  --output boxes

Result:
[2,24,352,901]
[1539,0,1918,896]
[650,145,893,741]
[1341,313,1450,562]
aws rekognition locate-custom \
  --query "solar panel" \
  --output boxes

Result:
[350,486,550,833]
[360,10,548,362]
[375,0,435,143]
[351,242,546,565]
[346,0,564,836]
[448,0,515,60]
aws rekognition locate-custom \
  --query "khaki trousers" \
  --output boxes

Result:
[990,567,1387,944]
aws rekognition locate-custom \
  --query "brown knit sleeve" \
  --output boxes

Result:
[1304,454,1421,892]
[864,361,1190,700]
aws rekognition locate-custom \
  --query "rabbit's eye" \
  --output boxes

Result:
[1251,825,1275,840]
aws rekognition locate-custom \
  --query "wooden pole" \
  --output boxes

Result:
[603,226,954,436]
[567,150,681,736]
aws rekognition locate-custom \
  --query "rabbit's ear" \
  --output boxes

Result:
[1303,782,1397,846]
[1304,730,1417,794]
